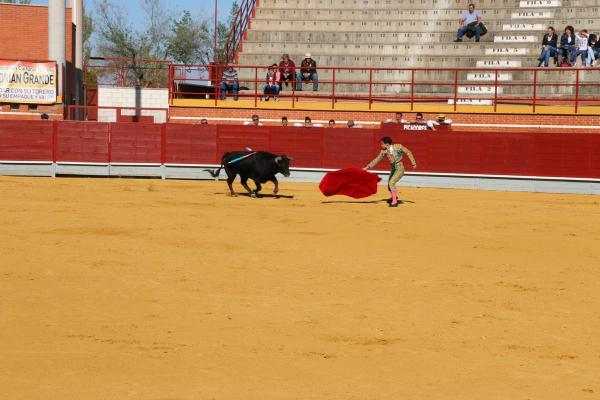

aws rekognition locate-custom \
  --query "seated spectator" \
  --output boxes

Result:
[414,113,439,130]
[296,53,318,92]
[281,116,288,127]
[328,119,336,128]
[454,3,482,43]
[347,120,363,128]
[263,64,281,101]
[538,26,558,67]
[40,113,49,120]
[243,114,263,126]
[574,29,591,67]
[200,118,208,125]
[279,54,296,90]
[384,112,408,124]
[220,64,239,101]
[558,26,576,66]
[587,34,599,66]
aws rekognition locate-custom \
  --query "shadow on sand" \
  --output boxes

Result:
[322,198,415,205]
[214,192,294,199]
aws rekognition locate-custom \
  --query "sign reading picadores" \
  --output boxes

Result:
[0,60,57,104]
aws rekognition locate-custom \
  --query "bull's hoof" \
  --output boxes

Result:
[250,192,257,198]
[227,192,238,197]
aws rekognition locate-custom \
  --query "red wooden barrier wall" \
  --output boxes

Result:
[1,121,599,179]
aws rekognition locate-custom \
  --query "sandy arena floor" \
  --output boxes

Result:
[1,176,599,399]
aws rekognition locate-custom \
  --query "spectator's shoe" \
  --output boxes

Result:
[453,39,462,42]
[274,96,279,102]
[233,96,238,101]
[476,39,480,42]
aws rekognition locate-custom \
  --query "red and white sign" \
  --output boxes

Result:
[0,60,57,104]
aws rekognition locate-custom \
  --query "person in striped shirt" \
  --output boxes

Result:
[220,65,240,101]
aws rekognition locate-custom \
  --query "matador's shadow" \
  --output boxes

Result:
[322,198,415,204]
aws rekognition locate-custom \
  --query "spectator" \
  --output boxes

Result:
[347,120,363,128]
[384,112,408,124]
[538,26,558,67]
[436,114,453,126]
[328,119,336,128]
[281,116,288,127]
[243,114,263,126]
[264,64,281,101]
[454,3,482,43]
[414,113,426,124]
[414,113,439,130]
[587,33,599,67]
[200,118,208,125]
[294,116,323,127]
[279,54,296,90]
[574,29,590,67]
[40,113,49,120]
[558,26,576,66]
[296,53,318,91]
[220,64,239,101]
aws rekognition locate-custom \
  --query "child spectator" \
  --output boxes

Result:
[220,64,239,101]
[559,26,576,66]
[587,34,599,66]
[574,29,591,67]
[328,119,336,128]
[538,27,558,67]
[263,64,281,101]
[296,53,318,91]
[278,54,296,90]
[281,116,288,127]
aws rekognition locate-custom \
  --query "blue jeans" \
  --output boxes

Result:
[220,82,239,100]
[574,49,589,65]
[539,46,558,66]
[457,25,481,41]
[264,84,280,96]
[558,45,576,63]
[586,48,596,65]
[296,71,318,91]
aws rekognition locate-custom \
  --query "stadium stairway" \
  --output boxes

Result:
[236,0,600,105]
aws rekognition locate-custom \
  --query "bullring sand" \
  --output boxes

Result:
[1,176,599,399]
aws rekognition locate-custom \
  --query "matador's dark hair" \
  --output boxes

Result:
[381,136,393,145]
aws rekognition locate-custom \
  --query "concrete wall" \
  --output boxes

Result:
[97,87,169,123]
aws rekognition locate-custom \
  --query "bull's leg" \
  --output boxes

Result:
[272,177,279,194]
[253,180,263,197]
[240,177,254,195]
[226,173,237,196]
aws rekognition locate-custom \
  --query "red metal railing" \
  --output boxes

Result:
[220,0,257,64]
[170,64,600,113]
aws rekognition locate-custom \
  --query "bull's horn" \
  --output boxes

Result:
[287,156,295,161]
[275,156,282,163]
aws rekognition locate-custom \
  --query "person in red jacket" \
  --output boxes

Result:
[278,54,296,90]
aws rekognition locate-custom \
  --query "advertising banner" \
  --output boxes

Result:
[0,60,57,104]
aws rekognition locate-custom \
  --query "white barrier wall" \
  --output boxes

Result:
[97,87,169,123]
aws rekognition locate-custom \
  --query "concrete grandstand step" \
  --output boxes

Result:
[467,72,514,81]
[503,23,545,30]
[512,11,555,18]
[485,47,530,55]
[520,0,562,7]
[494,35,538,43]
[259,0,527,10]
[247,31,463,45]
[448,99,494,105]
[476,60,523,67]
[458,86,504,95]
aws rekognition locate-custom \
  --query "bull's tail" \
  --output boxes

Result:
[204,154,228,180]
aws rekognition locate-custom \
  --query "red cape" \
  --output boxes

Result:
[319,167,381,199]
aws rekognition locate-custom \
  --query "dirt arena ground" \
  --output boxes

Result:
[1,176,599,399]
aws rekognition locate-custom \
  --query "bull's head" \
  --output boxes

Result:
[274,155,292,177]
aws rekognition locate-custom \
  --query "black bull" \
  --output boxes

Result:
[205,151,292,196]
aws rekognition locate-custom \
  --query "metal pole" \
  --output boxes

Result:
[214,0,218,63]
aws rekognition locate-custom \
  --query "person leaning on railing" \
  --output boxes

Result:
[296,53,318,92]
[538,26,558,67]
[220,64,240,101]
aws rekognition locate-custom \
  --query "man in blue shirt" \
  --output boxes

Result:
[454,3,482,43]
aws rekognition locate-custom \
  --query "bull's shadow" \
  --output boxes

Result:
[214,192,294,199]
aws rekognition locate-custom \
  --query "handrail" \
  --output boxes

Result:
[220,0,257,64]
[169,63,600,114]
